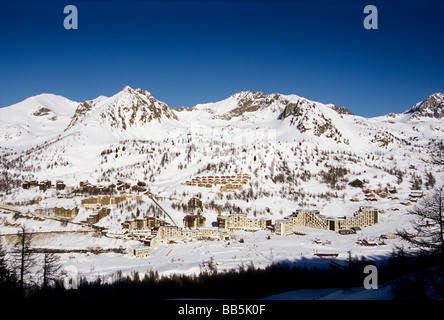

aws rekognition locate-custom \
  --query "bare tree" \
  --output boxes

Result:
[0,170,11,195]
[398,188,444,257]
[41,250,62,290]
[430,140,444,167]
[0,238,16,298]
[12,225,37,291]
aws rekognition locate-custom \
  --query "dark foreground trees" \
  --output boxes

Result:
[24,252,442,301]
[0,238,19,299]
[0,225,64,298]
[1,246,443,301]
[28,260,369,301]
[395,188,444,299]
[398,188,444,257]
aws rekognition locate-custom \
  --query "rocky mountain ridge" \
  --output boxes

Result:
[405,93,444,119]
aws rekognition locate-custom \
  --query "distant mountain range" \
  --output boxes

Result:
[1,86,442,150]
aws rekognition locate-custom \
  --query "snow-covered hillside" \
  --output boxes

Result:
[2,86,442,192]
[0,93,79,148]
[1,86,443,223]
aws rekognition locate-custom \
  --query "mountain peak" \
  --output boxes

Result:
[122,85,133,91]
[66,87,177,131]
[231,90,266,100]
[119,85,153,97]
[204,91,286,120]
[405,93,444,119]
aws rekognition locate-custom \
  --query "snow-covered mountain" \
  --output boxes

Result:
[66,86,179,133]
[404,93,444,120]
[2,86,443,150]
[0,93,79,148]
[176,90,357,146]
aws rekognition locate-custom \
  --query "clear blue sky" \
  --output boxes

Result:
[0,0,443,117]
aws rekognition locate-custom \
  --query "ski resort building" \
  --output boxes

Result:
[154,225,229,242]
[188,197,203,211]
[81,195,130,208]
[157,226,184,240]
[82,207,111,225]
[56,180,66,190]
[128,225,230,257]
[274,207,379,235]
[39,180,52,191]
[217,213,272,232]
[128,245,152,258]
[54,206,79,219]
[197,227,230,240]
[220,184,243,192]
[183,213,206,229]
[121,216,169,230]
[409,191,424,198]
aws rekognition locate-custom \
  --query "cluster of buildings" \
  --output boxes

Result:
[22,179,66,191]
[1,210,46,228]
[76,180,150,195]
[77,180,118,195]
[185,173,250,191]
[22,178,151,196]
[349,183,424,203]
[128,205,380,258]
[33,183,134,223]
[21,176,386,259]
[35,194,132,222]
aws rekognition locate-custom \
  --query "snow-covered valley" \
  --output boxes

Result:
[0,86,443,297]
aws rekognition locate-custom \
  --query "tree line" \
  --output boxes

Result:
[7,246,444,301]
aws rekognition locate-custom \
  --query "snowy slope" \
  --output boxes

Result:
[1,86,443,206]
[0,93,79,148]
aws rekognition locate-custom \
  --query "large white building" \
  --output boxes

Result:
[274,207,379,236]
[217,213,271,232]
